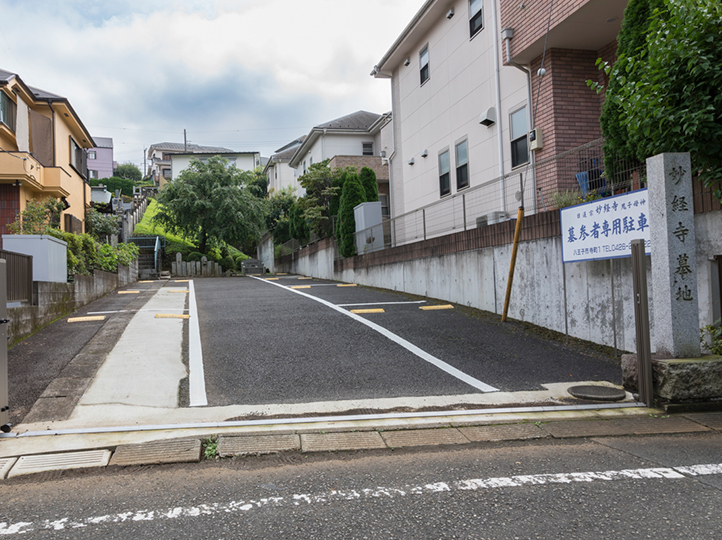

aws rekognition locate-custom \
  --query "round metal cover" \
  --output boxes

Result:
[568,385,627,402]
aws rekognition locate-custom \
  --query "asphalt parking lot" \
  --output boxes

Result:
[194,275,621,408]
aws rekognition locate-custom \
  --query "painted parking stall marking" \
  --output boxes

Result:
[420,305,454,311]
[1,462,720,535]
[351,309,385,314]
[67,316,106,323]
[252,276,498,393]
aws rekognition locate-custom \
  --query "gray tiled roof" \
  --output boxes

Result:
[315,111,381,131]
[93,137,113,148]
[150,142,235,153]
[0,68,15,82]
[0,69,64,100]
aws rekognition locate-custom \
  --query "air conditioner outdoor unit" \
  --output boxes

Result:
[477,211,508,227]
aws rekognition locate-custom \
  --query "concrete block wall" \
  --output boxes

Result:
[278,209,722,354]
[7,260,138,346]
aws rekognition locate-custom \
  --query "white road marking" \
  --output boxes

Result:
[188,280,207,407]
[87,309,189,315]
[1,463,719,535]
[251,276,498,393]
[336,301,427,307]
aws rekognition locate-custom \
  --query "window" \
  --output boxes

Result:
[420,46,430,85]
[362,142,373,156]
[69,137,83,175]
[469,0,483,37]
[162,168,171,179]
[89,170,98,179]
[0,91,17,132]
[456,140,469,189]
[510,107,529,168]
[162,153,172,161]
[303,160,307,175]
[88,151,97,160]
[439,150,450,197]
[310,157,313,166]
[379,194,390,218]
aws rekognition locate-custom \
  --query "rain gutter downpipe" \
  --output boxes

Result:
[502,28,536,213]
[500,28,529,322]
[490,0,506,212]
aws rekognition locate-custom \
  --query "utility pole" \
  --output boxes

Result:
[184,129,187,152]
[143,147,147,177]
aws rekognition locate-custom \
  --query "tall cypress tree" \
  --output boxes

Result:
[337,172,366,258]
[359,167,379,202]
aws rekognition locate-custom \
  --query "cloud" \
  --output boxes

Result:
[0,0,422,165]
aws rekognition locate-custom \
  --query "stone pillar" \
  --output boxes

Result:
[647,152,700,358]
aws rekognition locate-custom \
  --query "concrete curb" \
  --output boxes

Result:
[1,409,721,480]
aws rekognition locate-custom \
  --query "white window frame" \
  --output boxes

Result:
[88,150,97,160]
[362,142,373,156]
[510,106,529,169]
[455,139,469,190]
[420,45,430,86]
[469,0,483,38]
[439,149,451,197]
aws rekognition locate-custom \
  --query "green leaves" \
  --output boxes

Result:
[154,156,266,254]
[603,0,722,191]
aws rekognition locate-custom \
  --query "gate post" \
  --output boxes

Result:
[0,259,10,432]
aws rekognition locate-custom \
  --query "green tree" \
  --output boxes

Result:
[89,176,135,197]
[609,0,722,197]
[154,156,267,254]
[85,208,119,242]
[328,169,348,222]
[297,160,342,238]
[8,198,65,234]
[113,162,142,183]
[359,167,379,202]
[266,187,296,245]
[289,201,310,245]
[336,172,365,258]
[598,0,664,182]
[244,167,268,199]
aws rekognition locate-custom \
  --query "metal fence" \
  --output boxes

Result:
[0,250,33,303]
[354,138,647,252]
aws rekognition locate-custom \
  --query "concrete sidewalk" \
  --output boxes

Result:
[1,408,721,479]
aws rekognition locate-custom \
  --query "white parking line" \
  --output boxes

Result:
[252,276,498,393]
[188,280,207,407]
[1,462,717,534]
[336,301,427,307]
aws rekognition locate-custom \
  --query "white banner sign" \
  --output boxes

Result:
[561,189,651,263]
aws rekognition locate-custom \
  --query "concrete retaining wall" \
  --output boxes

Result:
[277,209,722,354]
[8,259,138,346]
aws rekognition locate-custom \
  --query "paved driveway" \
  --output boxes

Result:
[194,275,620,407]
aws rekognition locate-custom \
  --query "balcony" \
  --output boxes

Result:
[0,152,71,196]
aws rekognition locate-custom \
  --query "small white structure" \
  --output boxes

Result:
[354,201,384,254]
[2,235,67,283]
[264,136,306,196]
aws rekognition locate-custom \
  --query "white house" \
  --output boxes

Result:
[289,111,393,215]
[264,136,306,196]
[371,0,529,222]
[170,151,260,181]
[147,142,236,188]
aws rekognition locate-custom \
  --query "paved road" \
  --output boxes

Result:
[195,276,620,407]
[1,432,720,538]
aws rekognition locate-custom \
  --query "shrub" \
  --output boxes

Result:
[220,256,236,271]
[235,253,251,265]
[359,167,379,202]
[187,251,203,262]
[337,172,366,258]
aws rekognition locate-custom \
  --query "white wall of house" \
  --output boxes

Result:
[171,153,258,181]
[383,0,527,219]
[267,160,305,196]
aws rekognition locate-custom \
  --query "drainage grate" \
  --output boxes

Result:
[7,450,111,478]
[0,457,17,479]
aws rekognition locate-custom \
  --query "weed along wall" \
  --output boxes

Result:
[276,206,722,355]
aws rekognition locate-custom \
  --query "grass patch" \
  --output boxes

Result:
[132,199,250,268]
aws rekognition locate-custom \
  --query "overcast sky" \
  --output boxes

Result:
[0,0,423,170]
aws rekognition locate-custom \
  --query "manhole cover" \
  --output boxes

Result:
[568,385,627,402]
